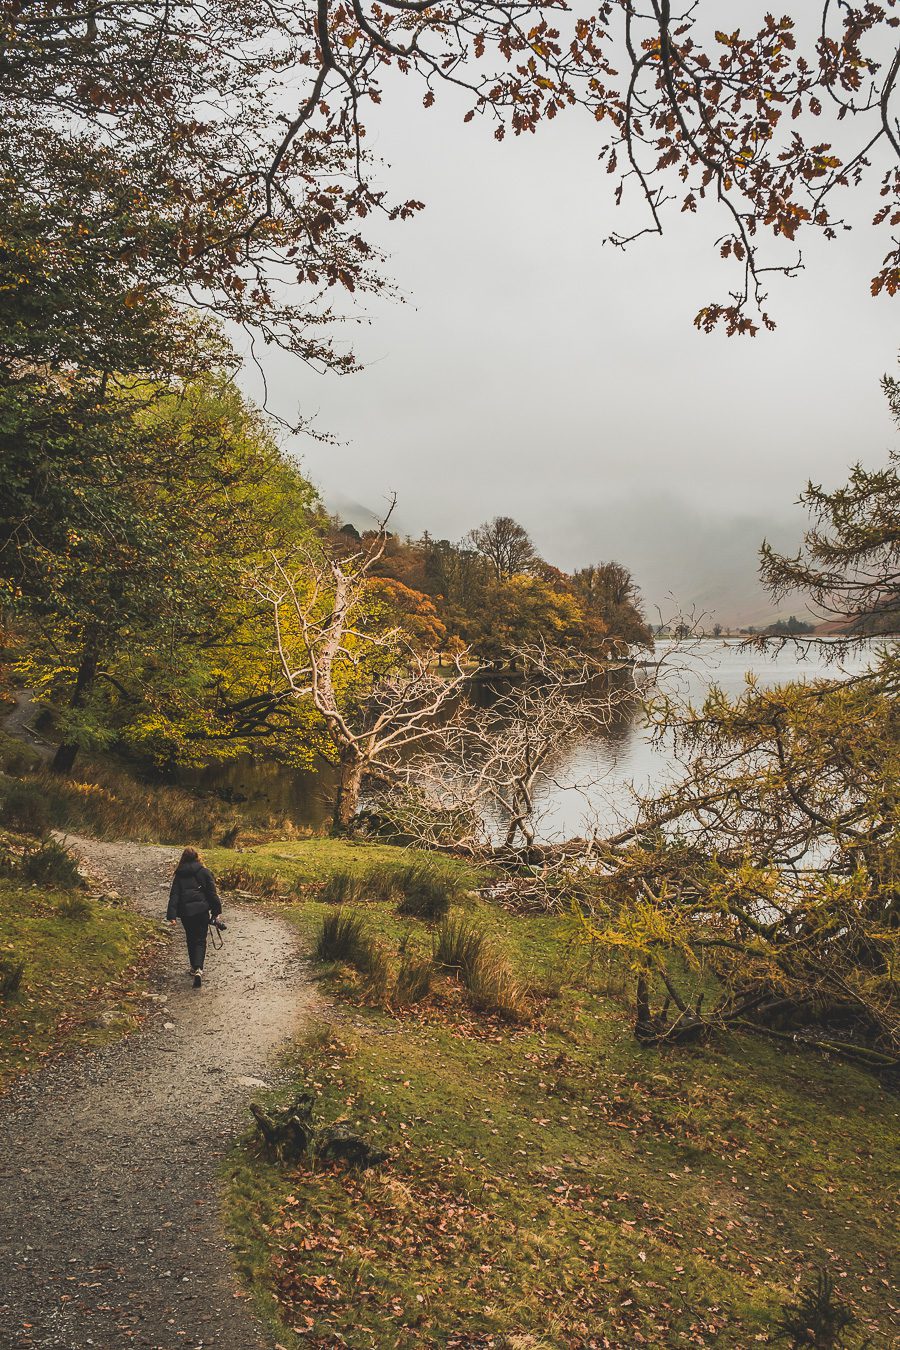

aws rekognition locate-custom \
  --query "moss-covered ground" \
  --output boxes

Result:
[219,840,899,1349]
[0,876,159,1087]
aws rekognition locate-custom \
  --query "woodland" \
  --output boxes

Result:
[1,1,899,1346]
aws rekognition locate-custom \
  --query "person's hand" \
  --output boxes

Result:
[169,918,178,925]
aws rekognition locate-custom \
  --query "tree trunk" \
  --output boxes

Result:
[332,753,366,834]
[635,973,654,1042]
[51,644,98,775]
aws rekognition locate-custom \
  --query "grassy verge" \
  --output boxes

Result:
[0,732,303,845]
[206,837,486,892]
[221,842,898,1348]
[0,876,160,1087]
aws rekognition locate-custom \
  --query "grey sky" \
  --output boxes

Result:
[237,65,900,625]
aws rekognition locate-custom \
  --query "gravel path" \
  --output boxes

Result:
[0,836,319,1350]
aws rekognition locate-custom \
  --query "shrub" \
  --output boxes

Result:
[0,952,24,998]
[218,865,281,899]
[433,917,488,983]
[21,840,83,889]
[56,893,92,921]
[394,956,433,1008]
[0,732,42,776]
[0,779,51,836]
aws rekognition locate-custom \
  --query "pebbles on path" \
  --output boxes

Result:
[0,837,319,1350]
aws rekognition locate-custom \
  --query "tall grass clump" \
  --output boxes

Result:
[320,869,370,905]
[21,840,83,889]
[467,950,530,1023]
[433,917,530,1022]
[56,893,92,921]
[218,865,281,899]
[433,917,488,983]
[393,956,433,1009]
[320,856,471,916]
[394,859,467,920]
[314,909,389,996]
[0,952,24,998]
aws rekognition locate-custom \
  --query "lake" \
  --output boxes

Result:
[192,640,882,842]
[531,638,881,841]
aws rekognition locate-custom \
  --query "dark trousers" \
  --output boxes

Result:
[182,914,208,971]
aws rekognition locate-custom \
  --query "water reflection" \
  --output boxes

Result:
[532,639,879,841]
[183,756,337,832]
[188,641,879,841]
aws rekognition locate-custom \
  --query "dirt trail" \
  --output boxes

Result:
[0,836,319,1350]
[2,689,54,762]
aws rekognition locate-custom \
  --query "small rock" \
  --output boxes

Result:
[163,1022,175,1031]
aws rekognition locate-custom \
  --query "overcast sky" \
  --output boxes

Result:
[236,55,900,625]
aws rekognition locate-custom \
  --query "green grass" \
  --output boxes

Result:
[206,838,485,894]
[223,841,898,1348]
[0,876,160,1086]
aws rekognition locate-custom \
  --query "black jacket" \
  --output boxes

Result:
[167,861,222,922]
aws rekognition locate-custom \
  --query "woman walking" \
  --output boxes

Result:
[167,848,223,988]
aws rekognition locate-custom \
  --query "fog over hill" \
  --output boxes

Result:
[534,494,808,628]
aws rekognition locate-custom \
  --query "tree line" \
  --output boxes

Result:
[1,392,651,778]
[336,515,653,667]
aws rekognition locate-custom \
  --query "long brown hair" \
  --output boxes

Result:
[177,847,201,869]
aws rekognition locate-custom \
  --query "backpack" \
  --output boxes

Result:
[176,867,211,920]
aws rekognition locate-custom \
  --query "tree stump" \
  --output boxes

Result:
[249,1090,315,1162]
[250,1088,387,1169]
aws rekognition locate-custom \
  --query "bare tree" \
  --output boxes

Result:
[378,650,632,860]
[466,516,537,582]
[253,528,469,832]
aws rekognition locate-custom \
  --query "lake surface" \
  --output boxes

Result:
[193,640,881,842]
[531,639,880,841]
